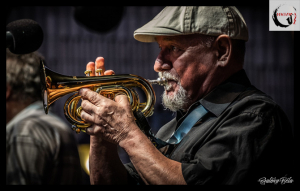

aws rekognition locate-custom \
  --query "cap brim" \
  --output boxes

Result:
[134,27,183,42]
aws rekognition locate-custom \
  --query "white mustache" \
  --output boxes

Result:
[158,71,179,81]
[158,72,180,91]
[158,72,180,83]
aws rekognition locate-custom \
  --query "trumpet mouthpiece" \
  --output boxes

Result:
[148,77,167,86]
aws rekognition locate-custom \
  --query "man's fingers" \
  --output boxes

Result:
[86,57,115,77]
[114,94,131,108]
[104,70,115,75]
[81,99,97,117]
[79,88,103,106]
[80,107,94,124]
[85,124,103,135]
[95,57,105,76]
[85,125,95,135]
[86,62,95,76]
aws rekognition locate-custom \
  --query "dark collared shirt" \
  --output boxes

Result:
[6,101,83,185]
[125,69,294,185]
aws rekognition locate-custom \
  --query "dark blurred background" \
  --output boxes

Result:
[6,6,294,183]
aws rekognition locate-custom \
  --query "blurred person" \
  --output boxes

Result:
[6,49,83,185]
[79,6,294,185]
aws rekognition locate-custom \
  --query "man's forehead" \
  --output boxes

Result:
[155,36,181,42]
[155,35,205,47]
[155,36,194,46]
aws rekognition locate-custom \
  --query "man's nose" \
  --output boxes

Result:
[153,52,172,72]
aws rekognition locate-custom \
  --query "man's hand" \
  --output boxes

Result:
[79,88,137,144]
[79,57,138,144]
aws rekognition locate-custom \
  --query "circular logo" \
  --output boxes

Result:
[272,4,297,28]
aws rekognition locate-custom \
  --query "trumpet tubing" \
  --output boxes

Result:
[40,60,165,133]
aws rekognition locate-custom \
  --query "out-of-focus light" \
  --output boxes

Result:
[78,144,90,175]
[86,158,89,173]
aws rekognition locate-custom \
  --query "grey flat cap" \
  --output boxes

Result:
[134,6,249,42]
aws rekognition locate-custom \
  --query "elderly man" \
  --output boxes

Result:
[79,6,294,185]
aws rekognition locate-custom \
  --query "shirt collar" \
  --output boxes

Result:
[6,101,43,130]
[176,69,251,120]
[199,69,251,117]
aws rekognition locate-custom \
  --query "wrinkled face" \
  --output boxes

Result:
[154,35,217,111]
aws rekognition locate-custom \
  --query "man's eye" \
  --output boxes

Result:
[158,45,180,52]
[171,46,179,52]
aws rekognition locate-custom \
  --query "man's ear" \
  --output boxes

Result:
[213,34,232,67]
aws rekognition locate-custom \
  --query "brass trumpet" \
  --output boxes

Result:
[40,60,167,133]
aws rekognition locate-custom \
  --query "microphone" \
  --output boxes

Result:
[6,19,43,54]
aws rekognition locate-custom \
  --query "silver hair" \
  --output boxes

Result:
[6,49,44,102]
[203,35,216,48]
[195,34,216,48]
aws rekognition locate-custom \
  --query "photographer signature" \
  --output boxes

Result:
[258,177,293,185]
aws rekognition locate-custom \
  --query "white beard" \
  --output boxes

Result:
[158,72,191,112]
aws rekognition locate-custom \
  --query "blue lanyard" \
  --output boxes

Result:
[149,104,208,149]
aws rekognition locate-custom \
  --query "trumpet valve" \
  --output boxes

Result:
[95,69,103,76]
[84,70,92,76]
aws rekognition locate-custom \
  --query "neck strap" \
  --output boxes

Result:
[149,104,208,149]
